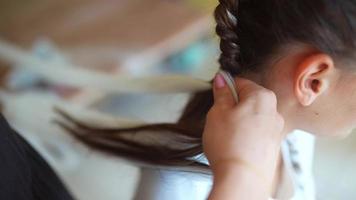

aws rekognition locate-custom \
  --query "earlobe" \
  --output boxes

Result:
[294,53,334,106]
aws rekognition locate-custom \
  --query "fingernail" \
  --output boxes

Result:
[214,73,226,89]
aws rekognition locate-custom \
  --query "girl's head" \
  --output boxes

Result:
[215,0,356,137]
[59,0,356,168]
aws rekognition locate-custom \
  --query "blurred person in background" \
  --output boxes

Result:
[0,113,75,200]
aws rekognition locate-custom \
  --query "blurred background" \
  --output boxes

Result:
[0,0,355,199]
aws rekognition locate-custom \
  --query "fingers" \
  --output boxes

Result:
[234,77,278,111]
[212,73,278,112]
[234,77,264,102]
[212,73,235,109]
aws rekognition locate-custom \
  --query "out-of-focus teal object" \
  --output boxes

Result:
[168,38,217,73]
[171,42,204,72]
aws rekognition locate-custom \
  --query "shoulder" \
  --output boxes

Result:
[282,129,316,200]
[0,114,74,200]
[0,114,32,199]
[283,129,316,177]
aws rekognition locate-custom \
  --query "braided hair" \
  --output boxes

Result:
[57,0,356,169]
[214,0,241,75]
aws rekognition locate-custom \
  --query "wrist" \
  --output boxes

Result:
[210,161,272,200]
[212,158,273,194]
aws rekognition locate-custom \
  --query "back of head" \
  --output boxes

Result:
[215,0,356,75]
[58,0,356,169]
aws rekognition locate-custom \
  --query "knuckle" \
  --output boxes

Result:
[267,90,277,100]
[260,89,275,98]
[251,88,265,97]
[266,91,277,104]
[255,89,277,103]
[276,113,283,122]
[276,114,285,128]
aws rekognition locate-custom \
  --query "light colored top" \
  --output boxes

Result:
[134,129,316,200]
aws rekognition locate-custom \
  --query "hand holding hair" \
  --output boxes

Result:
[203,72,285,200]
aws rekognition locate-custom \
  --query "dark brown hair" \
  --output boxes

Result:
[56,0,356,169]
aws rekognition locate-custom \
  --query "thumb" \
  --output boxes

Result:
[212,73,235,109]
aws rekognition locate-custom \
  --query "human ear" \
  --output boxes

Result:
[294,53,334,106]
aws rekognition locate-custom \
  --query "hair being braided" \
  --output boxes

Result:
[214,0,242,76]
[56,0,356,169]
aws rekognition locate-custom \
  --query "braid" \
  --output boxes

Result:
[214,0,242,76]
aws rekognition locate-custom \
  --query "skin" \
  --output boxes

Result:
[256,43,356,138]
[204,76,284,199]
[203,43,356,199]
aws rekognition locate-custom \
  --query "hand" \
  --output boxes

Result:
[203,73,285,192]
